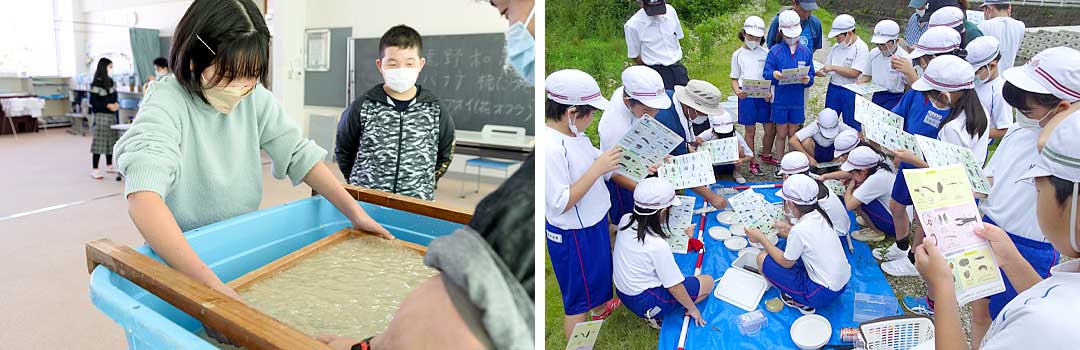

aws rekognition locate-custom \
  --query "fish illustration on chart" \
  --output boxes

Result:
[668,195,697,229]
[616,117,683,181]
[658,152,716,190]
[854,96,903,129]
[914,135,991,194]
[700,138,740,165]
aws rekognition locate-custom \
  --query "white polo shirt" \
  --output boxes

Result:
[784,211,852,291]
[978,17,1026,72]
[938,111,991,164]
[598,86,639,152]
[859,47,910,93]
[545,126,612,229]
[979,260,1080,350]
[624,5,685,66]
[696,129,754,156]
[795,122,857,148]
[820,190,852,235]
[825,38,870,86]
[980,126,1046,242]
[730,45,770,85]
[976,77,1014,131]
[853,169,896,210]
[613,215,685,296]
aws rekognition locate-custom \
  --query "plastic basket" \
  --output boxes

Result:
[859,315,934,350]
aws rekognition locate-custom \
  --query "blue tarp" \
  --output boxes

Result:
[657,181,901,349]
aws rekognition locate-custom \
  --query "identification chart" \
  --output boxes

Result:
[658,152,717,190]
[699,138,740,165]
[727,188,784,240]
[779,66,811,85]
[914,135,991,194]
[854,95,903,129]
[903,165,1005,305]
[842,82,888,96]
[863,117,923,159]
[662,195,698,253]
[742,79,771,98]
[616,117,683,181]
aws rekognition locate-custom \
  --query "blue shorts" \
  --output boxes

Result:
[618,276,702,320]
[813,143,836,163]
[826,83,857,130]
[605,179,634,224]
[872,91,904,111]
[761,257,845,308]
[860,198,897,237]
[714,163,736,177]
[984,216,1060,319]
[546,219,614,315]
[891,162,917,206]
[738,97,772,125]
[772,107,805,125]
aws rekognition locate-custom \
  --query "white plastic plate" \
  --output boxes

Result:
[730,224,746,236]
[713,267,769,312]
[724,237,748,251]
[716,211,738,225]
[791,314,832,350]
[709,226,731,240]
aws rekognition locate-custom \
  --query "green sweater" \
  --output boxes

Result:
[114,76,326,231]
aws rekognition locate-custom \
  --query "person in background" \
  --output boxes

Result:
[695,112,754,184]
[765,0,823,55]
[763,10,816,176]
[858,20,910,113]
[142,57,170,94]
[903,0,930,52]
[730,15,771,177]
[653,79,732,210]
[978,0,1025,72]
[966,36,1012,140]
[819,14,868,130]
[613,177,713,329]
[927,5,983,48]
[335,25,455,201]
[789,108,855,167]
[625,0,687,89]
[89,57,119,180]
[891,26,964,102]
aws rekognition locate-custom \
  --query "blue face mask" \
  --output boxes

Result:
[504,6,535,85]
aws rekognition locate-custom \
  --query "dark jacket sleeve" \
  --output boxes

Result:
[434,102,455,180]
[335,100,363,178]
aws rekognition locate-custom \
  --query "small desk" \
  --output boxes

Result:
[454,130,534,161]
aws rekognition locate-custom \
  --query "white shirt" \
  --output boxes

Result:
[980,259,1080,350]
[978,17,1026,72]
[730,45,770,85]
[696,129,754,157]
[853,170,896,211]
[938,111,991,164]
[859,47,910,93]
[976,77,1013,131]
[544,127,612,229]
[820,190,852,235]
[794,122,857,148]
[613,215,685,296]
[625,5,685,66]
[598,86,638,152]
[825,39,870,86]
[980,125,1047,242]
[784,211,852,291]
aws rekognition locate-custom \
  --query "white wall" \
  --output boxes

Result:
[267,0,306,132]
[70,0,193,76]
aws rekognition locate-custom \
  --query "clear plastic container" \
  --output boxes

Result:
[737,310,768,336]
[853,293,898,323]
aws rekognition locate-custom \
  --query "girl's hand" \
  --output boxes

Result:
[892,149,916,164]
[591,148,622,175]
[695,136,706,145]
[687,307,707,327]
[773,71,784,80]
[774,220,792,238]
[800,76,811,84]
[684,225,695,237]
[745,227,765,244]
[764,93,773,103]
[734,87,747,99]
[353,215,394,240]
[892,56,914,76]
[974,223,1023,267]
[914,241,954,295]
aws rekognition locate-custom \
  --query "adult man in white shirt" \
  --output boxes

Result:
[625,0,688,89]
[978,0,1026,72]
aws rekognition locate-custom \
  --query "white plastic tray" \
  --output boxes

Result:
[716,211,738,225]
[791,314,831,350]
[724,237,748,250]
[713,267,769,312]
[730,224,746,236]
[709,226,731,240]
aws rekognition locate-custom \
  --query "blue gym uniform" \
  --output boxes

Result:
[738,97,772,125]
[891,90,943,138]
[872,91,905,111]
[813,143,835,163]
[546,220,614,315]
[605,180,634,224]
[762,257,845,308]
[825,83,858,130]
[764,43,816,125]
[619,276,702,320]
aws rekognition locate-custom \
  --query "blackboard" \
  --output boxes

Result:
[305,27,352,107]
[353,33,534,135]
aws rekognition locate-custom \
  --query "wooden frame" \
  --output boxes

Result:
[86,186,473,350]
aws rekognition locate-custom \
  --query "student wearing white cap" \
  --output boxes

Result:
[544,69,623,337]
[966,36,1012,140]
[978,0,1025,72]
[625,0,688,89]
[765,1,824,54]
[888,27,964,143]
[654,79,735,210]
[819,14,869,130]
[695,112,754,184]
[731,15,772,177]
[927,5,983,48]
[764,10,817,165]
[778,152,853,237]
[894,26,964,91]
[599,66,673,224]
[815,129,865,182]
[1001,47,1080,132]
[840,146,898,241]
[789,108,857,168]
[857,20,910,113]
[613,177,714,329]
[915,114,1080,350]
[748,174,851,313]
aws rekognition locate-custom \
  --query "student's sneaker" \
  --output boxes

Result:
[749,162,765,176]
[881,257,920,277]
[856,215,868,227]
[645,317,663,330]
[902,295,935,317]
[734,173,747,185]
[773,169,784,179]
[90,169,104,180]
[759,154,779,165]
[780,293,816,315]
[589,298,622,321]
[105,165,118,173]
[873,243,909,261]
[851,229,885,242]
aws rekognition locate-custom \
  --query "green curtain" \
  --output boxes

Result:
[128,28,161,85]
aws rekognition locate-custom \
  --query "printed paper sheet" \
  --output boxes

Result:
[727,188,784,240]
[658,152,717,190]
[566,320,604,350]
[863,117,923,159]
[616,117,683,181]
[742,79,771,98]
[843,82,889,95]
[700,138,739,165]
[914,135,991,194]
[854,95,903,128]
[779,66,811,85]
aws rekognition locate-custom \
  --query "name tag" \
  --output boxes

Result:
[923,110,944,129]
[547,230,563,243]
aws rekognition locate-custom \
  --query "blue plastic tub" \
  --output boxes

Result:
[89,195,463,350]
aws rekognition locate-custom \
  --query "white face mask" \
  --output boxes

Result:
[882,43,897,57]
[1020,107,1058,130]
[203,82,254,114]
[1070,183,1079,254]
[692,113,708,124]
[382,67,420,94]
[745,39,760,50]
[914,64,925,78]
[568,109,586,137]
[504,5,536,85]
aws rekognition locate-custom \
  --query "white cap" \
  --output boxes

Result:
[634,177,682,212]
[980,0,1010,8]
[871,20,900,44]
[833,129,860,158]
[928,6,965,29]
[709,112,735,133]
[817,108,842,138]
[781,152,811,175]
[545,69,609,110]
[674,80,726,116]
[909,26,961,59]
[1021,114,1080,183]
[744,16,766,38]
[841,146,883,171]
[1002,47,1080,103]
[912,55,975,92]
[966,36,1001,70]
[779,10,803,38]
[621,66,671,110]
[781,174,820,206]
[828,14,857,39]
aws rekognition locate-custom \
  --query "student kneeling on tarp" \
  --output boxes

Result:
[614,177,713,329]
[748,174,851,314]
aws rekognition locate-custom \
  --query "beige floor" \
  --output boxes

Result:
[0,129,504,349]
